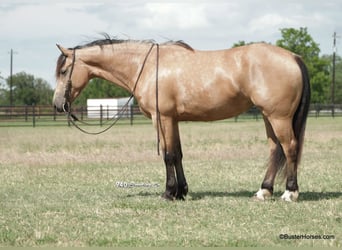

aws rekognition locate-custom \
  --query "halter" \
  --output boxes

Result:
[63,48,76,112]
[63,43,162,154]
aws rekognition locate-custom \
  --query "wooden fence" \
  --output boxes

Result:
[0,104,341,128]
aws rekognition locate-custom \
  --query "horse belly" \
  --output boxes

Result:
[176,94,252,121]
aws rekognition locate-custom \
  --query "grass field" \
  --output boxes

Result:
[0,117,341,247]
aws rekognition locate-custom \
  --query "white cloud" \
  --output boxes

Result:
[249,14,297,33]
[0,3,109,40]
[141,2,209,30]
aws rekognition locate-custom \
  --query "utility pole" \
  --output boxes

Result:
[9,49,17,106]
[331,32,339,118]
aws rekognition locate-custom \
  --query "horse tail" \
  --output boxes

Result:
[293,56,311,164]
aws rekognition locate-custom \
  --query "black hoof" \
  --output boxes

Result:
[176,194,185,200]
[176,183,188,200]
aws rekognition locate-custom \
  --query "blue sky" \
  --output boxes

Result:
[0,0,341,87]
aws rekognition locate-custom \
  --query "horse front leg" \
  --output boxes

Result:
[173,122,188,200]
[162,151,178,200]
[157,116,187,200]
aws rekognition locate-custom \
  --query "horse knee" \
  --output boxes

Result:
[164,151,176,165]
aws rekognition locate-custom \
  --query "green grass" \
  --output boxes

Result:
[0,117,341,246]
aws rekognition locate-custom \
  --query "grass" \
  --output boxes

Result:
[0,117,341,246]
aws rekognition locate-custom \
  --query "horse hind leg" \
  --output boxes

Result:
[269,118,300,202]
[255,116,286,201]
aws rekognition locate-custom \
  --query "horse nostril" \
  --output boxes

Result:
[62,103,70,113]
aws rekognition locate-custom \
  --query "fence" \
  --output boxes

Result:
[0,104,341,128]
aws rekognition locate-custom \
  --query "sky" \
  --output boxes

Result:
[0,0,341,87]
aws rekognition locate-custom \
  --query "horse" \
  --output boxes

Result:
[53,37,310,202]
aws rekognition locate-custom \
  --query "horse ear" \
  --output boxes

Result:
[56,44,71,56]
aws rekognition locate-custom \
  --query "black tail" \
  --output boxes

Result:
[293,56,311,164]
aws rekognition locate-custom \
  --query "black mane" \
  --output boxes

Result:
[72,34,194,51]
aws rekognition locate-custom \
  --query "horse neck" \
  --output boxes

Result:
[79,43,155,93]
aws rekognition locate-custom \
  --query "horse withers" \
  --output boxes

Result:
[53,38,310,202]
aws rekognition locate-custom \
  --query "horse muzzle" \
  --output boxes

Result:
[53,95,70,113]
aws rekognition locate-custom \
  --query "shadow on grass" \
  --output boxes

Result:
[126,191,161,198]
[190,190,342,201]
[126,190,342,202]
[190,190,254,201]
[299,191,342,201]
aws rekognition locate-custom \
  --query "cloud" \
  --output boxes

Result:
[0,2,109,40]
[249,14,297,33]
[140,2,209,30]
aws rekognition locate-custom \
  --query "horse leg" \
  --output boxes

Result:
[269,118,299,202]
[173,122,188,200]
[255,116,285,200]
[157,116,187,200]
[163,150,178,200]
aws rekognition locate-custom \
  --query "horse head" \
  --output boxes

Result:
[53,45,90,112]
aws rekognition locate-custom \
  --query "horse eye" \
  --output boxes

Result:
[60,69,67,75]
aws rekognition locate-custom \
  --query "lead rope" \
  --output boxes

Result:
[65,43,160,145]
[155,44,161,156]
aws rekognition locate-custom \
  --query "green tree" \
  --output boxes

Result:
[335,56,342,104]
[0,72,6,105]
[276,27,330,103]
[4,72,53,105]
[232,40,267,48]
[73,78,131,106]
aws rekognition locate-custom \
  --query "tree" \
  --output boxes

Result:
[276,27,330,103]
[232,40,268,48]
[3,72,53,105]
[335,56,342,104]
[73,78,131,106]
[0,72,6,105]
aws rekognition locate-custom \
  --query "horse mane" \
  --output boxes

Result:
[162,40,194,51]
[73,34,194,51]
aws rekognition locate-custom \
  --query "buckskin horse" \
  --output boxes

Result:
[53,37,310,202]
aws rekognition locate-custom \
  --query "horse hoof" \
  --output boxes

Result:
[281,190,299,202]
[161,192,175,201]
[176,184,188,200]
[254,188,272,201]
[176,194,185,200]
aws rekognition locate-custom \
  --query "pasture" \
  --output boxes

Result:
[0,117,341,247]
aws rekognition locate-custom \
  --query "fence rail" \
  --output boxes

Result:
[0,104,341,128]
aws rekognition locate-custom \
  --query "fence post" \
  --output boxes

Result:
[25,105,28,122]
[53,106,56,121]
[130,105,133,126]
[107,105,109,121]
[32,104,36,128]
[81,106,84,121]
[100,104,103,127]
